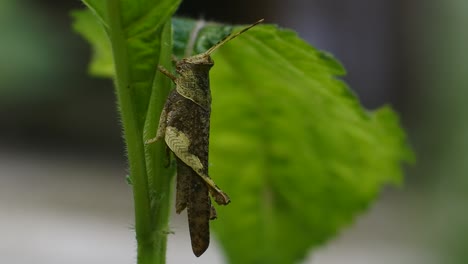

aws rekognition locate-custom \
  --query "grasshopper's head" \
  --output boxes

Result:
[174,53,214,107]
[184,53,214,65]
[175,54,214,76]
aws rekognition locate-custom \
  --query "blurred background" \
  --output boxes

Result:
[1,0,466,263]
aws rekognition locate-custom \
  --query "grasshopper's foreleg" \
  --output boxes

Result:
[145,108,168,145]
[158,66,177,83]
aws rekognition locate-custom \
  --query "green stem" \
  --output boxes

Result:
[106,1,154,263]
[143,21,175,264]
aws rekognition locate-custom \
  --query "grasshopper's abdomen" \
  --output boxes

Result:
[164,91,214,256]
[186,161,211,256]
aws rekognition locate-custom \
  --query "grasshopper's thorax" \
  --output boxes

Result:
[175,54,214,110]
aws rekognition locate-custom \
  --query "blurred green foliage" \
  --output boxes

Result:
[413,0,468,263]
[0,1,63,101]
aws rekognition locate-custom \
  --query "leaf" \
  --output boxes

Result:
[188,24,412,263]
[71,10,113,77]
[73,0,181,128]
[171,18,233,58]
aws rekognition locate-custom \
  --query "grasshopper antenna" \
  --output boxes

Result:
[204,18,264,56]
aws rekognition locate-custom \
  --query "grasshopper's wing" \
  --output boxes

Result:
[186,161,211,257]
[175,157,190,213]
[174,157,212,256]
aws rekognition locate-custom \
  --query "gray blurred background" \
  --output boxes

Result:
[1,0,467,263]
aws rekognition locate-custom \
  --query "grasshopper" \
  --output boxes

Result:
[146,19,263,256]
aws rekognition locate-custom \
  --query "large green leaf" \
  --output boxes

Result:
[74,15,412,263]
[177,22,413,263]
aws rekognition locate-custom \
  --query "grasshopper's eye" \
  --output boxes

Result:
[200,56,213,66]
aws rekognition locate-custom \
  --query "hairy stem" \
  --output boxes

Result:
[144,21,175,264]
[106,1,154,263]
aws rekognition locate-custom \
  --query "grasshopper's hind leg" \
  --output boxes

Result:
[164,126,231,205]
[193,171,230,205]
[189,165,231,205]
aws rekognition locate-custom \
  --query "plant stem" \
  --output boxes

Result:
[144,21,175,264]
[106,1,154,263]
